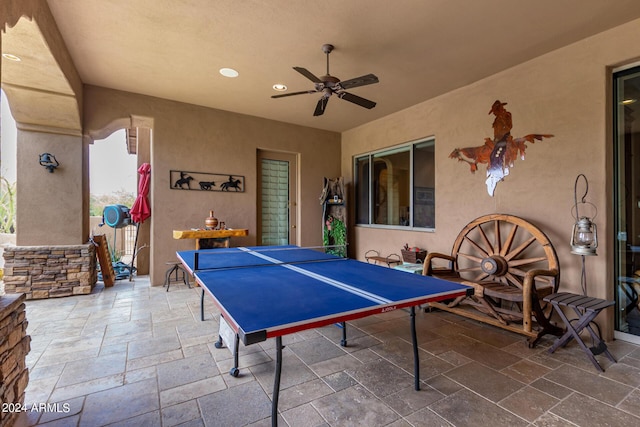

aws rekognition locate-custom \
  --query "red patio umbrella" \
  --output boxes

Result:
[129,163,151,280]
[130,162,151,224]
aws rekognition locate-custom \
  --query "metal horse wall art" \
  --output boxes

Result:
[449,100,553,196]
[170,170,245,193]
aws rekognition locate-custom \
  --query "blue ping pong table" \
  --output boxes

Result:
[177,245,472,426]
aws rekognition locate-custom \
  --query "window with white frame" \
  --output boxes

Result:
[355,138,435,229]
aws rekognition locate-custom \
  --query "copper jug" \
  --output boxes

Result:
[205,210,219,229]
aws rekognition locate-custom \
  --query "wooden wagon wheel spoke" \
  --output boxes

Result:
[473,272,490,282]
[457,266,483,274]
[504,236,536,261]
[508,256,549,267]
[460,269,489,282]
[493,220,502,255]
[476,224,494,255]
[505,272,524,289]
[506,266,527,277]
[500,223,518,257]
[463,236,490,258]
[457,252,484,263]
[501,266,554,284]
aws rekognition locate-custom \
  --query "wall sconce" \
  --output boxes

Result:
[570,174,598,256]
[39,153,59,173]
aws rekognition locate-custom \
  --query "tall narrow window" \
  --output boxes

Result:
[413,140,435,228]
[260,159,290,246]
[355,155,370,224]
[355,138,435,229]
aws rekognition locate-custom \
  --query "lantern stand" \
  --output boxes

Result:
[569,173,604,342]
[571,174,598,293]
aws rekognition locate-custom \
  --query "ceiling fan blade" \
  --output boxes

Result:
[338,73,379,90]
[338,91,376,109]
[293,67,322,83]
[271,90,318,99]
[313,96,329,116]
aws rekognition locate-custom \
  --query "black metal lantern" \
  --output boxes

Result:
[39,153,59,173]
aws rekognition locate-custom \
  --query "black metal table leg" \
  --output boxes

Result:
[200,288,205,321]
[272,336,283,427]
[410,306,420,391]
[214,335,223,348]
[340,321,347,346]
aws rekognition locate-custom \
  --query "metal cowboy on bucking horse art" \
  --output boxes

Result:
[449,100,553,196]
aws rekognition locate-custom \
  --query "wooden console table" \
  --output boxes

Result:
[173,229,249,249]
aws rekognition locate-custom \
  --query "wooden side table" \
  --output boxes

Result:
[173,228,249,249]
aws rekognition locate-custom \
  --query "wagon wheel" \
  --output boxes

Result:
[451,214,559,292]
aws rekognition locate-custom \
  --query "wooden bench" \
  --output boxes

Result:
[423,214,563,347]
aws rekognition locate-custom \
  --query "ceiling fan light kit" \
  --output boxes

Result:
[271,43,379,116]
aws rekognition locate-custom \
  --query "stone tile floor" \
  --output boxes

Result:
[13,276,640,426]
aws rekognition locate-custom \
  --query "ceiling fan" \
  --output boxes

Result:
[271,44,379,116]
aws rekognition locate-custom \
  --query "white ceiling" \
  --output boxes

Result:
[19,1,640,132]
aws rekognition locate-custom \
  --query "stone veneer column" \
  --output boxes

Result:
[0,294,30,427]
[2,244,97,299]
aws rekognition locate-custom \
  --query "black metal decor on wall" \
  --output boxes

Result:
[170,170,245,192]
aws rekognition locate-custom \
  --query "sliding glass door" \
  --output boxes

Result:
[613,64,640,343]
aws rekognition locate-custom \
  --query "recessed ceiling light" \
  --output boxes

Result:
[273,84,287,92]
[219,68,239,78]
[2,53,21,62]
[622,98,637,105]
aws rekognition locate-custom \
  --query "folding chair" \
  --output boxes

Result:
[544,292,616,372]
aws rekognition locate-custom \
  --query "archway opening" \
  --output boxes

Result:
[1,88,18,292]
[89,129,139,273]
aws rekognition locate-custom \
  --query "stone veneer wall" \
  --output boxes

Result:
[0,294,30,427]
[2,244,97,299]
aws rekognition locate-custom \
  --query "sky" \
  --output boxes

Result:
[1,91,17,181]
[89,130,138,195]
[1,90,137,195]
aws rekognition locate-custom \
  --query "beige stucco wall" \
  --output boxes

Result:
[83,85,341,285]
[16,130,87,245]
[342,17,640,339]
